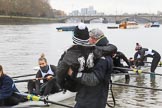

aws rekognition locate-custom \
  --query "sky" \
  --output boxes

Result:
[49,0,162,15]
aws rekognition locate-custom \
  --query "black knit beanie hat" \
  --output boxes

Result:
[72,23,89,45]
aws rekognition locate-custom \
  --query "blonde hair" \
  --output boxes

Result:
[38,53,47,63]
[0,65,4,76]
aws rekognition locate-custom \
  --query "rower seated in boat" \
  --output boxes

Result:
[27,54,60,96]
[0,65,26,106]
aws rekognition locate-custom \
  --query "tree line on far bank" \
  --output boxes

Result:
[0,0,66,18]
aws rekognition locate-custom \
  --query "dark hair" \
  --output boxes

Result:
[136,43,139,45]
[0,65,4,76]
[38,53,47,63]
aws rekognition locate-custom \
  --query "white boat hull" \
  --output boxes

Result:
[13,91,76,107]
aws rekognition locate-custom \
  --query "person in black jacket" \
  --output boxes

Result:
[112,51,131,82]
[113,51,130,68]
[0,65,24,106]
[56,23,96,92]
[27,54,60,96]
[134,43,147,67]
[56,25,116,108]
[135,47,161,76]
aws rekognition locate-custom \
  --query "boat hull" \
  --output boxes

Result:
[151,25,160,27]
[111,66,150,82]
[12,91,76,107]
[119,21,138,29]
[56,26,76,31]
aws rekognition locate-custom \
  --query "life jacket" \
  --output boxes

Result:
[144,49,154,56]
[40,65,54,78]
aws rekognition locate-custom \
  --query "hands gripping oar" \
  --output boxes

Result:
[113,67,162,76]
[15,92,73,108]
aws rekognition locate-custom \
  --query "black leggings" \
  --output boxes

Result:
[28,78,60,96]
[0,93,20,106]
[151,53,161,72]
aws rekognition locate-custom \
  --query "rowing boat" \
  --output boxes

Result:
[111,66,150,82]
[12,90,76,107]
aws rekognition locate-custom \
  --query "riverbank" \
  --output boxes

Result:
[0,15,65,24]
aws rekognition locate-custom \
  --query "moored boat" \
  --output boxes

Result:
[107,24,119,29]
[144,23,152,28]
[119,21,138,29]
[151,22,160,27]
[145,22,160,28]
[56,26,76,31]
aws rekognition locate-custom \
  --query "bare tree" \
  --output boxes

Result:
[0,0,65,17]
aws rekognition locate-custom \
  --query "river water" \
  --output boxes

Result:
[0,23,162,108]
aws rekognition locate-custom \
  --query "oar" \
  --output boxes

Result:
[14,77,44,83]
[12,73,36,79]
[15,92,73,108]
[112,82,162,91]
[113,67,143,73]
[113,67,162,76]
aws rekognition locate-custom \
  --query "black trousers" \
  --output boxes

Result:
[151,53,161,72]
[28,78,60,96]
[0,93,21,106]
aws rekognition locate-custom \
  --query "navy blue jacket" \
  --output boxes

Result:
[0,75,19,100]
[73,37,115,108]
[74,56,113,108]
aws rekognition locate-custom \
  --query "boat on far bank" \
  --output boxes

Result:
[144,22,160,28]
[107,23,119,29]
[151,22,160,27]
[119,21,138,29]
[107,26,119,29]
[56,26,76,32]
